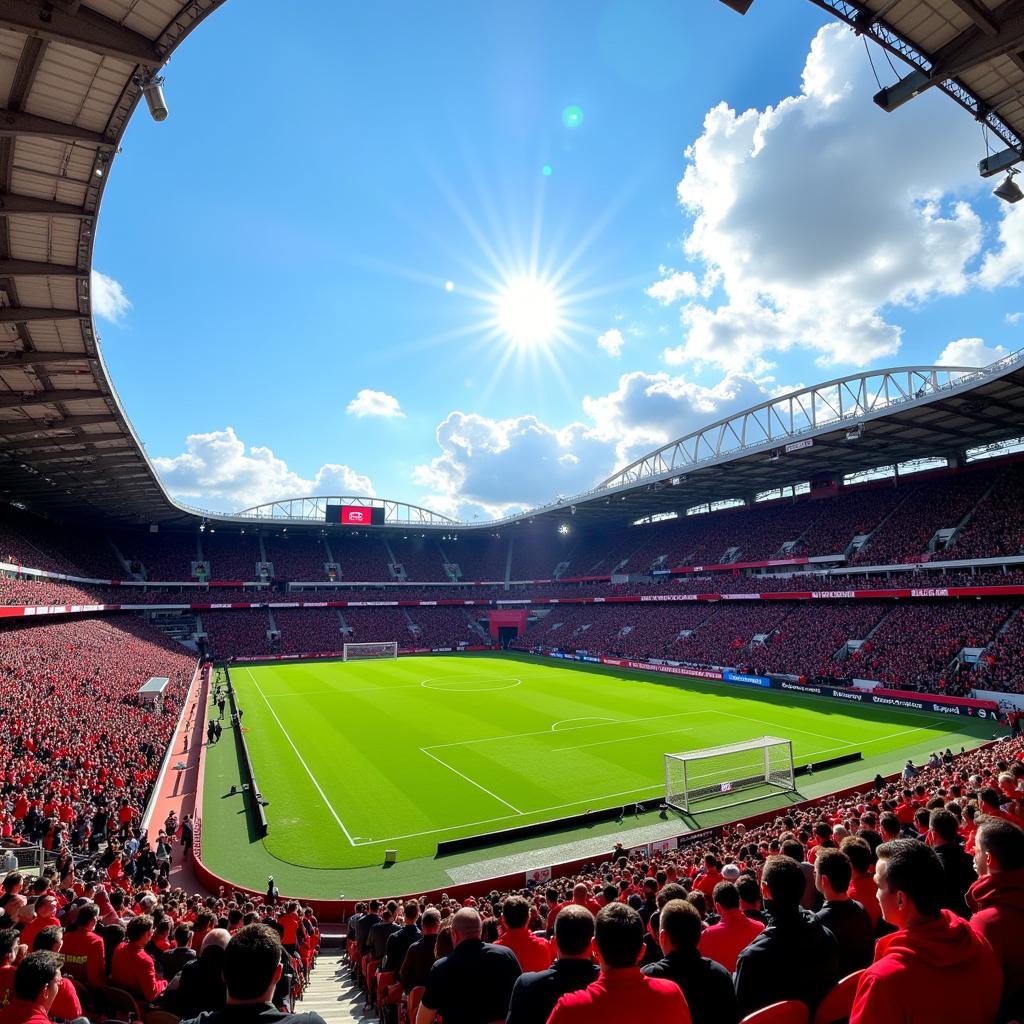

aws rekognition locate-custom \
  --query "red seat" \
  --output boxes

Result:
[407,985,426,1023]
[741,1001,810,1024]
[812,970,864,1024]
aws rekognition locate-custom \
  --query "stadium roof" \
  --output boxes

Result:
[728,0,1024,179]
[0,0,221,527]
[0,1,1022,533]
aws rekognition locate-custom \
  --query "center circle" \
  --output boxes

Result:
[420,675,523,693]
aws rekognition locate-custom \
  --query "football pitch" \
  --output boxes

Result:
[200,652,996,894]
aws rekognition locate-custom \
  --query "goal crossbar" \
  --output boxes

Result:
[665,735,795,815]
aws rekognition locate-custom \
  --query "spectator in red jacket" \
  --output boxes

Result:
[697,882,763,973]
[495,896,551,974]
[60,902,107,988]
[968,817,1024,1022]
[111,914,167,1002]
[548,903,691,1024]
[850,839,1002,1024]
[0,952,61,1024]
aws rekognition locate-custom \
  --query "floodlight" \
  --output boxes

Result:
[136,72,168,122]
[994,170,1023,204]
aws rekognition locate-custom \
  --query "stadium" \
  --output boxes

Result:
[1,1,1024,1023]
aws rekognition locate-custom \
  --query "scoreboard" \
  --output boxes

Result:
[325,504,385,526]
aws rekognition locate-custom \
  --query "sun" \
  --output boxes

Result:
[494,276,562,348]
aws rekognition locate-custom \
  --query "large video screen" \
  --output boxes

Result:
[325,504,385,526]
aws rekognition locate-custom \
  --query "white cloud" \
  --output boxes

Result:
[662,24,983,373]
[415,370,784,518]
[154,426,374,511]
[597,328,625,357]
[645,268,699,305]
[91,271,132,323]
[937,337,1007,368]
[346,389,405,418]
[1005,312,1022,326]
[414,413,613,519]
[978,201,1024,289]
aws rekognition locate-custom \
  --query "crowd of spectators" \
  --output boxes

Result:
[974,611,1024,695]
[112,531,199,582]
[856,602,1013,693]
[0,615,194,852]
[852,471,993,566]
[270,609,345,655]
[346,735,1024,1024]
[261,536,331,583]
[0,868,322,1024]
[386,538,450,582]
[954,464,1024,561]
[201,611,273,659]
[199,534,261,582]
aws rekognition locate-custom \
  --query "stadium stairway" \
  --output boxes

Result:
[298,953,373,1023]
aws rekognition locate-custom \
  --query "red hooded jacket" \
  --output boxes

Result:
[967,867,1024,1015]
[850,909,1002,1024]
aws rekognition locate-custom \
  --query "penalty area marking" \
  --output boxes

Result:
[421,675,522,693]
[551,717,619,731]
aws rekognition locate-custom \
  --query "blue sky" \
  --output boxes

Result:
[93,0,1024,519]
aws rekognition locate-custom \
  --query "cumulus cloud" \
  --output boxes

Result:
[414,413,613,519]
[414,370,785,517]
[937,338,1007,368]
[1005,312,1023,326]
[91,271,132,323]
[661,23,982,372]
[154,426,374,511]
[645,268,699,305]
[597,328,626,357]
[346,389,405,418]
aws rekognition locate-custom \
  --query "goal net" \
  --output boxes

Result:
[665,735,795,814]
[342,641,398,662]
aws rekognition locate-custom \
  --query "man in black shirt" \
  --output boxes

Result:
[400,908,440,993]
[929,809,976,918]
[814,849,874,977]
[417,908,520,1024]
[734,855,840,1018]
[354,900,381,955]
[382,903,420,974]
[642,899,737,1024]
[179,924,325,1024]
[369,904,400,962]
[507,905,598,1024]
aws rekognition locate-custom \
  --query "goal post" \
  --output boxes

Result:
[342,641,398,662]
[665,735,795,814]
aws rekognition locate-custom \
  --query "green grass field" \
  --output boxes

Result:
[200,652,998,896]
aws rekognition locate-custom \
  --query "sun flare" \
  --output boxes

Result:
[494,276,562,348]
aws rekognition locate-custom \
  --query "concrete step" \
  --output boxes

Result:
[296,953,376,1024]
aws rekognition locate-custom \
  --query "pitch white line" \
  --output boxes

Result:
[419,747,523,814]
[425,710,708,752]
[553,726,695,753]
[243,668,357,846]
[551,717,619,732]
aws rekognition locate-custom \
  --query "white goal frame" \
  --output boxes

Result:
[665,735,795,814]
[342,641,398,662]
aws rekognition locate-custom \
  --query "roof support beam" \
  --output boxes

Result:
[949,0,1002,36]
[1,430,122,450]
[0,350,90,366]
[0,108,107,146]
[875,2,1024,111]
[0,388,101,409]
[0,307,82,323]
[0,260,85,279]
[0,414,116,435]
[0,0,164,66]
[979,147,1022,176]
[0,193,91,218]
